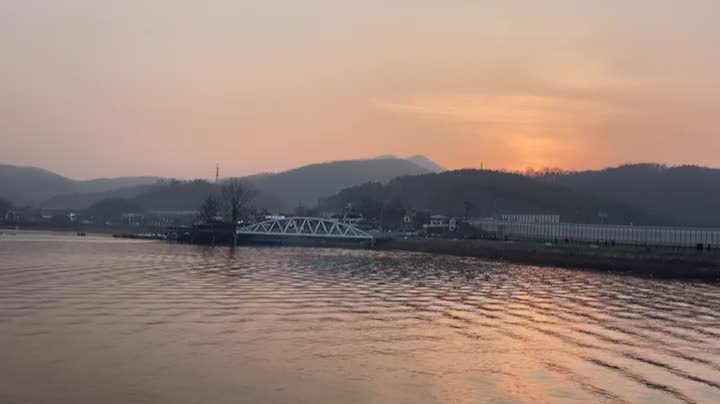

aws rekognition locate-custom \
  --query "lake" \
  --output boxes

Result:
[1,232,719,403]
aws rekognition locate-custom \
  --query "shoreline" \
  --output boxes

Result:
[5,226,719,280]
[376,238,720,280]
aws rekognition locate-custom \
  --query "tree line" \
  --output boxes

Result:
[1,178,257,227]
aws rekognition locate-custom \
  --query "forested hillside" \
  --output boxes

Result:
[537,164,720,227]
[319,169,672,226]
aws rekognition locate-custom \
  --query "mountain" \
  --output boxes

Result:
[10,159,718,227]
[41,185,154,210]
[406,155,446,173]
[18,157,431,211]
[75,177,163,193]
[541,164,720,227]
[245,157,431,212]
[319,169,672,226]
[372,154,446,173]
[0,164,75,205]
[0,164,162,206]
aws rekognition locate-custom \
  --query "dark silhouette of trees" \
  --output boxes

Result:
[198,196,220,223]
[318,170,669,226]
[379,197,408,230]
[221,179,256,224]
[135,180,216,211]
[464,201,473,221]
[0,197,12,219]
[86,197,143,223]
[293,202,309,217]
[539,164,720,227]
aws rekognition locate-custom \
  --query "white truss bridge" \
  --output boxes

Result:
[236,217,374,240]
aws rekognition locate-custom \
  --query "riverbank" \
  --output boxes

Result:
[5,225,718,279]
[377,238,720,280]
[0,224,160,235]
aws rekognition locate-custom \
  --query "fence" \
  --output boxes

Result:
[469,220,720,248]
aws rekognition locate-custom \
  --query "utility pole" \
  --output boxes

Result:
[213,164,220,247]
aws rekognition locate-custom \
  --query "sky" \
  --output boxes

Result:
[1,0,719,179]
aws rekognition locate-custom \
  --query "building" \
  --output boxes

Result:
[429,215,448,226]
[329,212,364,226]
[328,204,365,226]
[146,210,199,227]
[499,214,560,223]
[120,213,144,225]
[423,215,458,236]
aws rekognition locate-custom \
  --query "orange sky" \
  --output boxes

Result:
[1,0,719,179]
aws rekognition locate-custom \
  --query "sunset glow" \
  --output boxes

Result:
[1,0,719,178]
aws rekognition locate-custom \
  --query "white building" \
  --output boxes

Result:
[500,214,560,223]
[424,215,457,234]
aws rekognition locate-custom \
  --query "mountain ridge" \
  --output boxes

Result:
[541,163,720,227]
[318,168,673,226]
[3,159,720,227]
[9,156,435,211]
[0,163,162,206]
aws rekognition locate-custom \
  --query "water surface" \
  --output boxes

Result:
[1,232,720,403]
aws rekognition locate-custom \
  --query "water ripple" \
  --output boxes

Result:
[1,233,720,404]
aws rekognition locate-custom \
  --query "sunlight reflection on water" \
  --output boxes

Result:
[1,233,719,403]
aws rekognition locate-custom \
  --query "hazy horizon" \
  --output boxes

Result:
[3,155,720,182]
[2,1,719,179]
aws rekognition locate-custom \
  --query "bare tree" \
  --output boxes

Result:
[221,179,256,224]
[0,197,12,220]
[198,195,220,223]
[463,200,473,222]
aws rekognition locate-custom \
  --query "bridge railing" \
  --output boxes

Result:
[237,217,374,240]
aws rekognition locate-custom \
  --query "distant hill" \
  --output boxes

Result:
[18,157,431,211]
[133,180,217,211]
[319,169,672,226]
[0,164,161,206]
[75,177,163,193]
[372,154,446,173]
[8,159,719,227]
[245,157,431,212]
[41,185,154,210]
[42,180,218,211]
[406,155,446,173]
[541,164,720,227]
[0,164,75,205]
